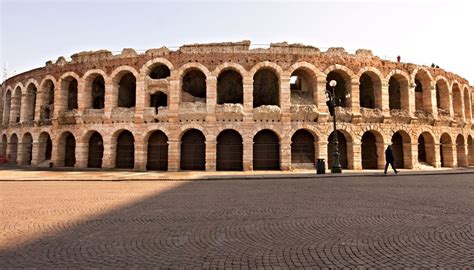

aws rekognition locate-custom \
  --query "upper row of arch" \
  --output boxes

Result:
[3,59,472,94]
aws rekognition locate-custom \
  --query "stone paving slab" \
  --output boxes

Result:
[0,167,473,181]
[0,174,473,268]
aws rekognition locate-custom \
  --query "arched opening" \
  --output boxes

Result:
[253,130,280,170]
[290,68,315,105]
[11,87,21,123]
[391,132,405,169]
[359,72,381,109]
[63,133,76,167]
[91,75,105,109]
[216,129,243,171]
[115,130,135,169]
[326,70,350,114]
[88,132,104,168]
[117,73,136,108]
[452,84,463,118]
[25,84,37,122]
[3,90,11,125]
[468,135,474,166]
[149,64,170,79]
[61,78,78,111]
[418,132,435,166]
[440,133,454,167]
[253,69,279,107]
[327,131,348,169]
[388,75,408,110]
[150,92,168,112]
[361,131,379,169]
[414,70,432,113]
[182,69,206,103]
[180,129,205,171]
[435,80,449,112]
[1,135,7,156]
[463,90,471,120]
[40,80,54,122]
[38,132,52,165]
[456,134,467,167]
[146,131,168,171]
[21,133,33,165]
[217,70,243,104]
[291,129,315,166]
[9,134,18,164]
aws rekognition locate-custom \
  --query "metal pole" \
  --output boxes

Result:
[331,85,342,173]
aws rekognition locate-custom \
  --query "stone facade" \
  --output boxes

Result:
[0,41,473,171]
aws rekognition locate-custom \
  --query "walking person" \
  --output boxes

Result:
[384,144,398,175]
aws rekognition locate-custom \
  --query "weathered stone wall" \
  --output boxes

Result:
[0,41,473,171]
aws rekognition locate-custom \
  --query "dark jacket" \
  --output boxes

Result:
[385,146,394,162]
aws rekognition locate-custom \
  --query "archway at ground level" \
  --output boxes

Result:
[88,132,104,168]
[115,130,135,169]
[37,132,52,164]
[9,134,18,164]
[180,129,206,171]
[469,135,474,166]
[216,129,243,171]
[253,130,280,170]
[440,133,454,167]
[1,135,7,156]
[391,132,404,169]
[147,131,168,171]
[361,131,383,169]
[418,132,435,166]
[21,133,33,165]
[291,129,315,166]
[327,131,348,169]
[456,134,467,167]
[64,133,76,167]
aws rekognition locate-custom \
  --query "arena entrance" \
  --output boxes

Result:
[88,132,104,168]
[291,129,315,167]
[418,132,435,166]
[216,130,243,171]
[456,135,467,167]
[9,134,18,164]
[115,130,134,169]
[147,131,168,171]
[391,132,404,169]
[440,133,454,167]
[64,133,76,167]
[253,130,280,170]
[469,135,474,166]
[361,131,379,169]
[22,133,33,165]
[327,131,348,169]
[180,129,205,171]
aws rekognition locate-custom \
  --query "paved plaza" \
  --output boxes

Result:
[0,173,473,268]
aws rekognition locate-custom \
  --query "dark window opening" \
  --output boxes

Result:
[361,132,378,169]
[418,135,426,163]
[118,73,136,108]
[88,132,104,168]
[149,65,170,79]
[67,80,78,111]
[64,133,76,167]
[45,136,52,160]
[150,92,168,113]
[182,70,206,102]
[217,70,243,104]
[290,69,313,105]
[147,131,168,171]
[253,69,279,107]
[326,71,348,114]
[116,131,135,169]
[388,77,401,110]
[359,73,375,109]
[92,76,105,109]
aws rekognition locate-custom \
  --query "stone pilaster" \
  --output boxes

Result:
[31,142,39,166]
[243,76,253,121]
[205,139,216,171]
[243,137,253,171]
[349,79,360,115]
[206,76,217,122]
[280,139,291,171]
[381,82,390,116]
[75,141,87,168]
[134,79,145,123]
[350,140,361,170]
[167,139,180,172]
[134,136,146,170]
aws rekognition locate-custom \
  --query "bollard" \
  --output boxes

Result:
[316,159,326,174]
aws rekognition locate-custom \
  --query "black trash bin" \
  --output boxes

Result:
[316,159,325,174]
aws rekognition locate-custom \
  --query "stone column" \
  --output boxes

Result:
[167,139,180,172]
[51,136,62,167]
[206,76,217,122]
[410,142,420,169]
[134,135,146,171]
[31,141,39,166]
[134,79,145,124]
[350,140,361,170]
[243,137,253,171]
[377,142,386,169]
[349,79,360,115]
[408,82,416,116]
[280,73,291,122]
[316,77,328,114]
[402,142,413,169]
[205,138,216,171]
[77,80,87,114]
[19,93,27,123]
[381,81,390,116]
[428,82,438,119]
[75,141,87,168]
[432,142,441,168]
[101,135,114,169]
[34,90,43,122]
[243,76,253,121]
[167,73,180,123]
[103,81,114,121]
[280,138,291,171]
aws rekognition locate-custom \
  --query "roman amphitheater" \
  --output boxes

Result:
[0,41,473,172]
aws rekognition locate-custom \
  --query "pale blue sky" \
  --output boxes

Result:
[1,1,473,82]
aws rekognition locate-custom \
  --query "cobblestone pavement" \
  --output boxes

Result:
[1,174,473,268]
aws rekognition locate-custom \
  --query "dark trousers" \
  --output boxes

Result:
[384,161,398,174]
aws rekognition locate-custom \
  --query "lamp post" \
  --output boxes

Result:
[327,80,342,173]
